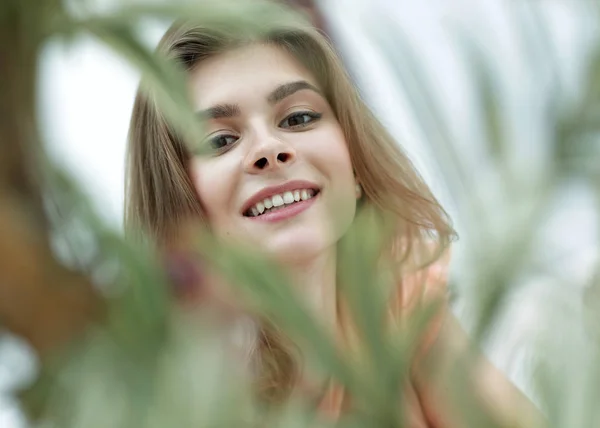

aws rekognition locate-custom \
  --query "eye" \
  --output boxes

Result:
[206,134,238,153]
[279,111,322,129]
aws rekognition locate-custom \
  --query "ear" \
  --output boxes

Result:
[355,182,362,199]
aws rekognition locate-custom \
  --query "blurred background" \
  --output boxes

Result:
[1,0,599,426]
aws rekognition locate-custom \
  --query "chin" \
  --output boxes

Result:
[262,229,333,266]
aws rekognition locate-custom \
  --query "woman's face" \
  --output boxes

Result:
[188,43,357,264]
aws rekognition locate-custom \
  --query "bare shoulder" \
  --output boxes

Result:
[390,245,451,354]
[388,243,546,427]
[410,300,546,428]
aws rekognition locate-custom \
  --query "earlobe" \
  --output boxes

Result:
[355,182,362,199]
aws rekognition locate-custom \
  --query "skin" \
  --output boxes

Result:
[415,314,547,427]
[186,43,545,427]
[402,258,547,427]
[188,43,357,329]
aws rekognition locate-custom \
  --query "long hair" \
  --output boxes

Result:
[125,0,455,403]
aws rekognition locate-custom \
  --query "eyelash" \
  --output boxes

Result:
[205,111,322,154]
[279,111,322,129]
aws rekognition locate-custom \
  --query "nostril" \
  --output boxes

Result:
[252,152,292,170]
[255,158,268,169]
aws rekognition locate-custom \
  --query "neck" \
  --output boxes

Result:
[284,247,338,335]
[283,247,339,395]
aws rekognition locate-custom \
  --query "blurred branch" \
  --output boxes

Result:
[0,0,104,357]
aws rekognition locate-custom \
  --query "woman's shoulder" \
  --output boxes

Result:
[389,238,450,308]
[389,242,452,353]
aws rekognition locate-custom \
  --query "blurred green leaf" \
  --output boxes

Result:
[43,160,172,357]
[336,207,404,421]
[195,234,377,402]
[72,17,205,154]
[456,35,507,165]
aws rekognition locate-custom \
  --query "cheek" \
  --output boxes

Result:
[308,125,357,229]
[188,158,238,227]
[314,125,355,190]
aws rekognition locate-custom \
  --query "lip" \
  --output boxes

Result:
[248,192,319,223]
[240,179,321,216]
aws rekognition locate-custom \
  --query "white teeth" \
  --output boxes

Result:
[272,194,284,207]
[283,191,295,204]
[246,188,318,217]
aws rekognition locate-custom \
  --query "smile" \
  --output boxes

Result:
[243,188,320,222]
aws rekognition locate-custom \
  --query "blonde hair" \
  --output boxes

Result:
[125,0,455,403]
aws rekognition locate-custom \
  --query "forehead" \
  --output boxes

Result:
[187,43,319,109]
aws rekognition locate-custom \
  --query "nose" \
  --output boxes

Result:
[243,134,296,174]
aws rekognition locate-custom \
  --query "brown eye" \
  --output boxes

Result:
[279,111,322,129]
[208,134,238,151]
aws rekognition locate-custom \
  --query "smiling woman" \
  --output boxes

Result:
[187,44,356,264]
[124,2,544,427]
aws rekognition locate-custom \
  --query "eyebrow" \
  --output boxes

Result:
[198,104,241,120]
[196,80,322,120]
[267,80,322,104]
